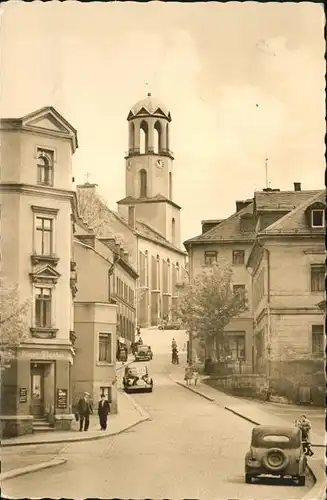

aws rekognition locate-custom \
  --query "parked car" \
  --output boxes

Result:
[134,344,153,362]
[245,425,307,485]
[123,364,153,393]
[158,322,181,330]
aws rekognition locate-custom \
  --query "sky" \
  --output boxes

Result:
[0,1,325,242]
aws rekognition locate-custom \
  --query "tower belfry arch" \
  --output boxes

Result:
[118,94,181,246]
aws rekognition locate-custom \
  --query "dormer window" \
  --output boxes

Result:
[37,149,54,186]
[311,209,324,228]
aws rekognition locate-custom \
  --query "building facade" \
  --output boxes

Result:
[72,219,138,412]
[247,187,325,404]
[0,107,78,437]
[184,200,255,371]
[76,94,187,327]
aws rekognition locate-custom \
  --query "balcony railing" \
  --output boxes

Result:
[126,147,174,157]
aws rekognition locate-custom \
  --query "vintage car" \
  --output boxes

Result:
[123,364,153,393]
[134,344,153,362]
[245,425,307,485]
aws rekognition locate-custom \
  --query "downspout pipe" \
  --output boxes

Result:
[188,243,193,364]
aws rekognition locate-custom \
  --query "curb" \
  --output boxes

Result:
[119,390,152,421]
[171,377,324,498]
[0,457,67,482]
[170,377,215,403]
[1,414,149,448]
[115,358,134,372]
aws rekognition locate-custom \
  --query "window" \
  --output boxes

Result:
[139,121,149,154]
[35,217,53,255]
[98,333,112,363]
[311,209,324,228]
[233,284,246,305]
[139,169,147,197]
[37,150,54,186]
[35,288,52,327]
[312,325,324,354]
[233,250,245,265]
[204,251,217,266]
[311,265,324,292]
[224,333,245,360]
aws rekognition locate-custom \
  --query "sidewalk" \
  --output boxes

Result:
[0,356,148,481]
[1,389,150,480]
[170,365,325,500]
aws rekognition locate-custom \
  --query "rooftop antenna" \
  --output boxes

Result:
[265,157,269,188]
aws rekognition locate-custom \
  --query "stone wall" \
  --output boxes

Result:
[270,359,325,406]
[205,374,267,399]
[0,416,33,439]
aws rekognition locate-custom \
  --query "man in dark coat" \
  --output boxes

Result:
[98,393,110,431]
[77,392,93,431]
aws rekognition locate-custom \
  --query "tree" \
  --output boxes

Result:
[172,261,248,361]
[0,281,30,371]
[77,188,125,244]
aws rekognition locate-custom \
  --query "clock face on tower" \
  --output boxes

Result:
[155,159,164,169]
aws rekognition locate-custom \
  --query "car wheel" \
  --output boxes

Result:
[245,474,252,484]
[262,448,289,472]
[297,476,306,486]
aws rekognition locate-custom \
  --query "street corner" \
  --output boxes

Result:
[0,456,67,482]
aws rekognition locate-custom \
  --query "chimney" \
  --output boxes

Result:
[294,182,301,192]
[123,251,129,263]
[115,242,120,255]
[236,199,252,213]
[120,247,124,259]
[128,205,136,229]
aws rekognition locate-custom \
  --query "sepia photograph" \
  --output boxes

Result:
[0,1,325,499]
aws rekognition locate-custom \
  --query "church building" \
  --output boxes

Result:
[76,94,187,329]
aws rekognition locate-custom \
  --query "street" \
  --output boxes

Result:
[3,329,313,500]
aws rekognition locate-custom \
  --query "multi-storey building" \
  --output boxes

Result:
[247,185,325,404]
[76,94,187,327]
[0,107,78,437]
[184,200,255,370]
[72,219,138,413]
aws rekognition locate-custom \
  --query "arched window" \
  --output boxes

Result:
[129,122,135,151]
[154,121,162,153]
[169,172,172,200]
[139,169,147,198]
[172,218,176,244]
[166,123,169,151]
[140,120,149,154]
[37,151,53,186]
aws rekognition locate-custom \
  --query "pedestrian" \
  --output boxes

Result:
[77,392,93,432]
[98,393,110,431]
[295,414,314,456]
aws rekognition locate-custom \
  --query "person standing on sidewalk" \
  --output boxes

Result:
[77,392,93,432]
[98,393,110,431]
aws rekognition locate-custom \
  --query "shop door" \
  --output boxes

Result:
[30,367,45,417]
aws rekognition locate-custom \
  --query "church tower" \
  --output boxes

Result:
[117,93,181,248]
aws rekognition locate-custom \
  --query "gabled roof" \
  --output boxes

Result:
[254,190,322,212]
[0,106,78,152]
[184,202,255,246]
[260,190,326,235]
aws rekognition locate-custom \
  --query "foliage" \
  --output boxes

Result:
[171,261,248,359]
[0,281,30,370]
[77,188,125,244]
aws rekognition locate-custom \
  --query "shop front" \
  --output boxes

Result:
[0,345,74,438]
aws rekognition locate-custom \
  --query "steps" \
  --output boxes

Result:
[32,417,54,433]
